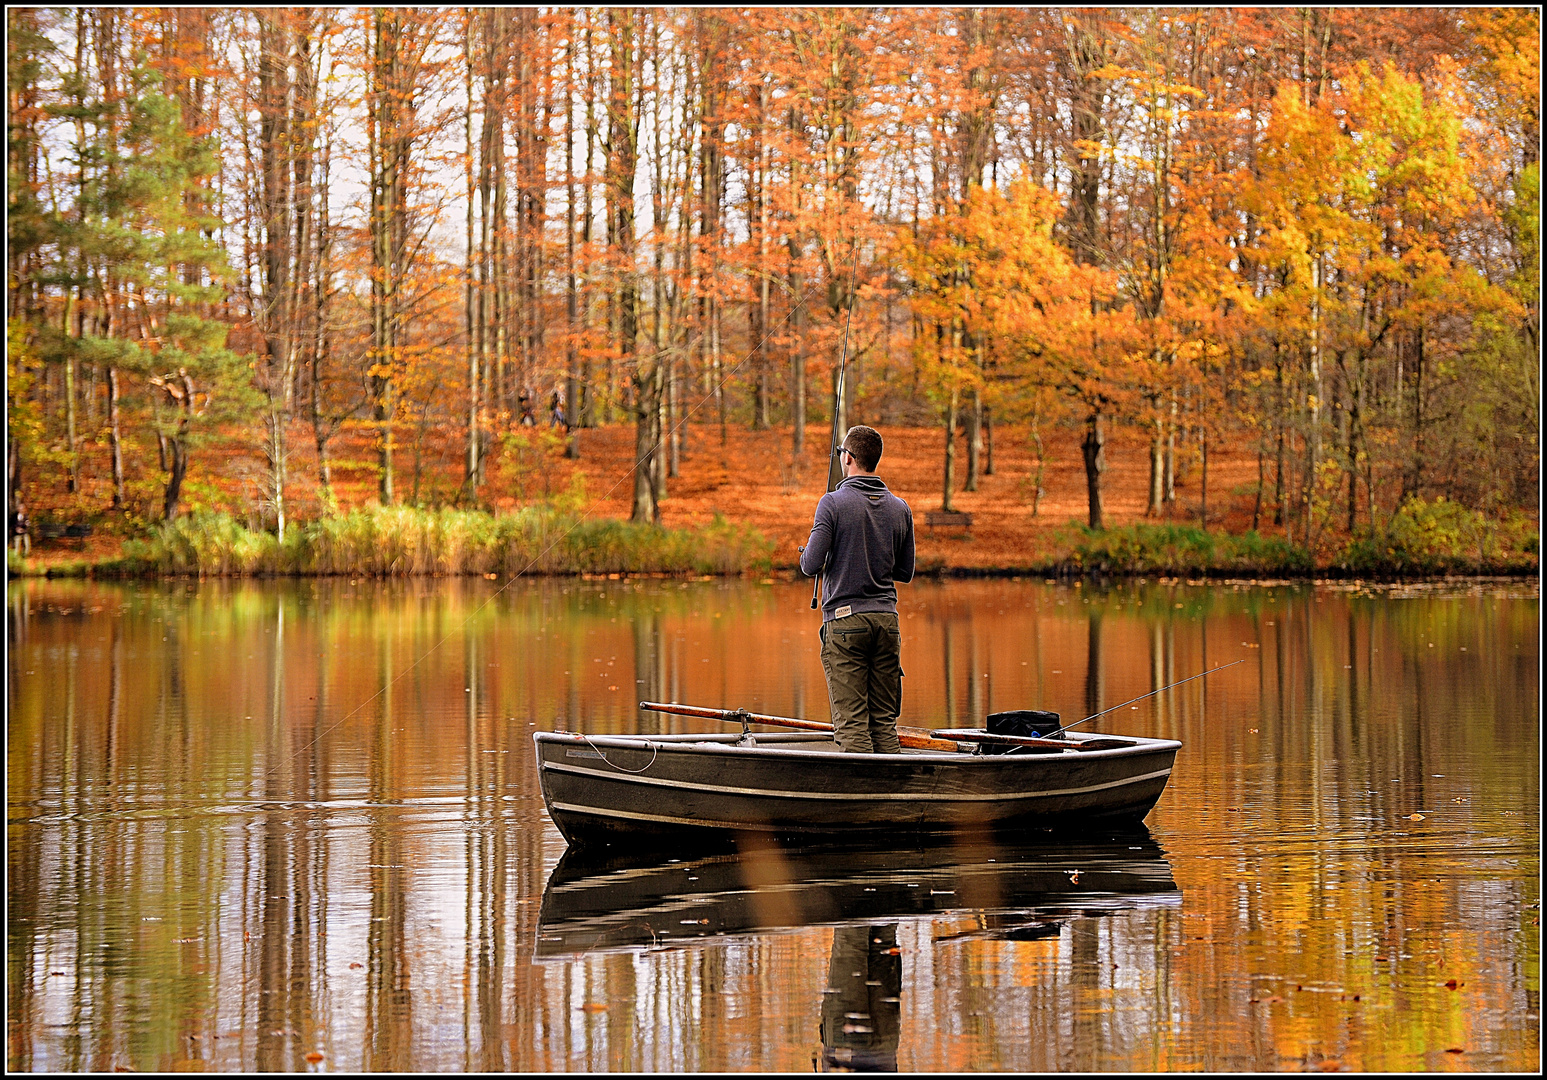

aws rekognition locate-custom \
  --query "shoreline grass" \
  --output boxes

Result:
[1062,523,1315,577]
[1053,501,1537,580]
[85,506,774,578]
[8,497,1535,582]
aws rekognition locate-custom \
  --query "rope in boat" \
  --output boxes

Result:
[581,735,659,774]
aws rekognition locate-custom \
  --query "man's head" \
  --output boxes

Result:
[841,425,883,473]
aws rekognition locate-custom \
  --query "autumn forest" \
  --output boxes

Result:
[5,7,1540,569]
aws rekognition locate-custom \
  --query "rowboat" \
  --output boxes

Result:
[534,831,1179,959]
[532,702,1182,849]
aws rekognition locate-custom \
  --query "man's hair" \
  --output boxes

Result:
[843,425,883,471]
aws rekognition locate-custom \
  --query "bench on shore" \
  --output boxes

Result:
[924,510,973,533]
[36,522,92,540]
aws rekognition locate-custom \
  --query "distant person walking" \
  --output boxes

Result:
[10,499,29,556]
[799,425,915,754]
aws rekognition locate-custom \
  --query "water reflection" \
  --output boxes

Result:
[821,924,901,1072]
[7,576,1539,1071]
[533,835,1180,957]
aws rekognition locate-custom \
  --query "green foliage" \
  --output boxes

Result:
[1504,163,1539,307]
[108,506,774,578]
[1066,523,1314,576]
[500,427,571,504]
[1336,497,1539,576]
[7,321,47,470]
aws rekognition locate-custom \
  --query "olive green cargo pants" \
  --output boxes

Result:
[819,611,903,754]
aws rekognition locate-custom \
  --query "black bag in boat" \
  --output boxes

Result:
[982,710,1061,754]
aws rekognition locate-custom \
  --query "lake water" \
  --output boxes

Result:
[7,575,1539,1072]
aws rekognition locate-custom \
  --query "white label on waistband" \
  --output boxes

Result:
[834,605,853,619]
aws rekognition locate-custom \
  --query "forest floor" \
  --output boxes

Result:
[15,418,1274,574]
[553,420,1264,572]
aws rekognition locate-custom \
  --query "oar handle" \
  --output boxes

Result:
[640,701,832,732]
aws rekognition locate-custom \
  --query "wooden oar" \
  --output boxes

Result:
[639,701,964,753]
[638,702,1129,753]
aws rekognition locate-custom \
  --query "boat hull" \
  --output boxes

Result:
[533,730,1180,848]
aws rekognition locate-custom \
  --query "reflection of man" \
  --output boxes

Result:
[799,425,915,754]
[820,923,901,1072]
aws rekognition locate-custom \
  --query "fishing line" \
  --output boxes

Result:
[1045,659,1247,739]
[265,269,840,776]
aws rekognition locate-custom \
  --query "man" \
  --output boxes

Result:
[799,425,915,754]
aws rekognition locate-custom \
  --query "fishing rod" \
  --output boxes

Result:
[1046,658,1247,739]
[810,235,862,610]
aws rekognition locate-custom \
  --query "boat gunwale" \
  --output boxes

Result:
[533,729,1183,764]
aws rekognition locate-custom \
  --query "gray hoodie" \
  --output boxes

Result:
[799,475,915,621]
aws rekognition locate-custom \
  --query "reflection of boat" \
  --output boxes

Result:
[533,833,1179,959]
[532,728,1182,848]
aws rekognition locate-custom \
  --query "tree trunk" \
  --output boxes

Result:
[965,386,982,491]
[564,16,580,461]
[107,366,124,509]
[64,352,79,494]
[162,429,187,521]
[1200,425,1208,526]
[605,11,654,524]
[1030,417,1045,517]
[1147,412,1164,515]
[1063,13,1107,266]
[1081,410,1107,530]
[1407,325,1425,501]
[941,387,958,513]
[368,9,409,506]
[1163,394,1176,506]
[789,258,806,455]
[1252,444,1263,533]
[788,104,806,457]
[983,406,993,476]
[465,14,481,487]
[579,14,597,428]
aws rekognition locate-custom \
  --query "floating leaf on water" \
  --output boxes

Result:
[1444,979,1461,989]
[305,1052,324,1064]
[1408,813,1425,821]
[581,1002,607,1013]
[1445,1048,1465,1054]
